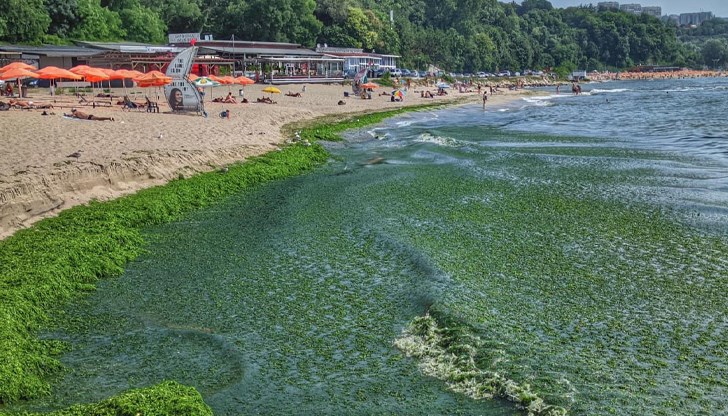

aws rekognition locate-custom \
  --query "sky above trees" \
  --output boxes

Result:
[544,1,728,17]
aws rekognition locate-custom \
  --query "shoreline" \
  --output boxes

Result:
[0,88,522,410]
[0,83,524,240]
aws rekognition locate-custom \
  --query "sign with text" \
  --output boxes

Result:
[168,33,200,44]
[164,46,203,113]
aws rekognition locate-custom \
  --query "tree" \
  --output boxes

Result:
[69,0,125,41]
[118,5,167,43]
[0,0,50,43]
[701,39,728,68]
[161,0,205,34]
[518,0,553,16]
[45,0,80,38]
[241,0,322,46]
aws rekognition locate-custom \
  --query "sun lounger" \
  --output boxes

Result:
[145,96,160,113]
[79,95,112,107]
[122,96,144,111]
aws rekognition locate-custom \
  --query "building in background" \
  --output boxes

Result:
[642,6,661,17]
[679,12,714,26]
[620,4,642,14]
[597,2,619,11]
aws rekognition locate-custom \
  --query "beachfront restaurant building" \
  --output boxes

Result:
[73,41,234,74]
[315,46,399,73]
[0,42,234,77]
[0,44,102,70]
[186,40,345,84]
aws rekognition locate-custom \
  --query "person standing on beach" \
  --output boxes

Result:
[482,92,488,109]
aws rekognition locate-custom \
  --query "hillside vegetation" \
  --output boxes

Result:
[1,0,723,72]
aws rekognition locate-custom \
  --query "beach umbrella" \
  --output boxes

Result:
[34,66,83,95]
[234,76,255,85]
[0,68,40,80]
[101,69,127,89]
[70,67,111,100]
[391,89,405,100]
[436,82,451,89]
[192,76,220,88]
[134,70,170,82]
[192,76,221,103]
[0,62,37,73]
[218,76,237,93]
[262,86,281,94]
[360,82,379,89]
[220,75,237,84]
[187,73,200,82]
[134,71,172,85]
[111,69,138,95]
[35,66,82,80]
[134,71,172,100]
[0,68,39,97]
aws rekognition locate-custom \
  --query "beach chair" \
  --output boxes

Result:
[79,95,112,108]
[122,95,142,111]
[145,96,160,113]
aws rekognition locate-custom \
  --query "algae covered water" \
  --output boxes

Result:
[32,78,728,414]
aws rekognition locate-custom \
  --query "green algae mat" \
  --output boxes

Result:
[2,109,728,415]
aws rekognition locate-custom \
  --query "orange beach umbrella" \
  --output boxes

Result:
[34,66,82,80]
[235,76,255,85]
[0,62,37,73]
[134,70,172,85]
[0,68,39,80]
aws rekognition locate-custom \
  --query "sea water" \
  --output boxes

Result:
[24,78,728,415]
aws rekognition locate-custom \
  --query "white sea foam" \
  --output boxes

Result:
[590,88,629,94]
[664,87,705,92]
[395,119,416,128]
[414,132,463,147]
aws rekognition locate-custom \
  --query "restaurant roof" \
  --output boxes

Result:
[0,44,102,58]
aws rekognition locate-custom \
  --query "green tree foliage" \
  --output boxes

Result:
[45,0,80,38]
[0,0,50,43]
[1,0,705,80]
[701,38,728,68]
[69,0,125,41]
[117,5,167,43]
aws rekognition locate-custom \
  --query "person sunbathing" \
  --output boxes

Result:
[285,91,301,97]
[256,97,276,104]
[223,92,237,103]
[8,99,34,109]
[212,97,224,103]
[64,108,114,121]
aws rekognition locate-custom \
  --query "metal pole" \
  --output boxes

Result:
[232,34,235,75]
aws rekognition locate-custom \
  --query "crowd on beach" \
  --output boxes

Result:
[0,67,725,239]
[589,68,724,81]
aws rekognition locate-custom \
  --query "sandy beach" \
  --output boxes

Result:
[0,82,522,239]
